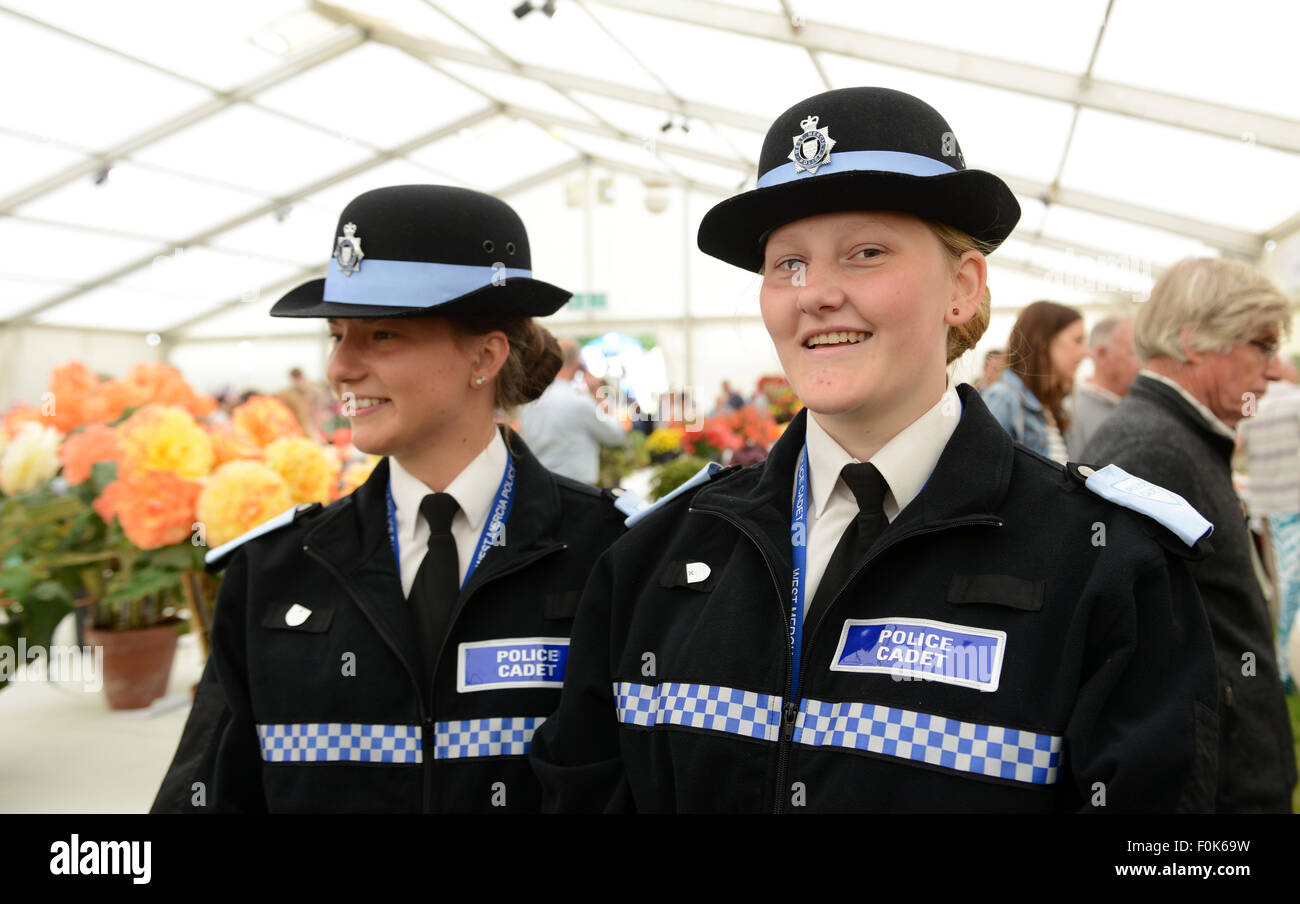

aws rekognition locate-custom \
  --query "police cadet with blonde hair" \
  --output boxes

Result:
[153,185,625,813]
[531,88,1220,812]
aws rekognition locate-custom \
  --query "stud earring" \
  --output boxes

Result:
[475,376,486,385]
[952,307,960,316]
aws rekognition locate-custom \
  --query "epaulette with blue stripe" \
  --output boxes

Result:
[204,502,324,572]
[1066,462,1212,547]
[620,461,731,528]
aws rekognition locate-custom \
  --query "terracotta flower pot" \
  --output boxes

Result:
[85,623,180,710]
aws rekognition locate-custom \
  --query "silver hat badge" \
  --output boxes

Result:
[789,114,836,175]
[334,222,364,277]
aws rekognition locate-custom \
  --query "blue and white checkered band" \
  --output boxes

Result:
[323,258,535,308]
[434,716,545,760]
[611,682,1063,785]
[757,149,959,189]
[614,681,783,742]
[257,717,547,763]
[258,723,421,764]
[795,698,1063,785]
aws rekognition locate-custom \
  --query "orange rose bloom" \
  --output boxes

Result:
[206,422,263,466]
[113,470,201,550]
[124,362,216,419]
[46,361,101,432]
[232,395,304,448]
[197,461,294,548]
[84,378,148,424]
[59,423,120,485]
[93,480,125,523]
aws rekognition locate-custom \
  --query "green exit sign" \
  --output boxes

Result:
[567,292,607,310]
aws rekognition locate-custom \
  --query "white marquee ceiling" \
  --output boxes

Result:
[1,0,1297,343]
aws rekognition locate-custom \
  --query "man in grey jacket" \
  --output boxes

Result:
[1084,257,1297,812]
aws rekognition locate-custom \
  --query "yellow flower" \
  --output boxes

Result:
[338,455,381,496]
[196,461,294,548]
[264,437,341,505]
[645,427,684,457]
[118,404,214,481]
[0,423,61,495]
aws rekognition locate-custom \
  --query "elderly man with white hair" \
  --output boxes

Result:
[1084,257,1297,813]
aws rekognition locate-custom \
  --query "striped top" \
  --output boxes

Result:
[1240,380,1300,516]
[1044,417,1069,464]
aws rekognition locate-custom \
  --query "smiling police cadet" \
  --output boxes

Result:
[152,185,625,813]
[530,88,1221,812]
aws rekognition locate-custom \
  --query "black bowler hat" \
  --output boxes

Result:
[270,185,571,318]
[697,87,1021,272]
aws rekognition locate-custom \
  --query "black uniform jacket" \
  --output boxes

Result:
[153,428,626,813]
[530,385,1221,812]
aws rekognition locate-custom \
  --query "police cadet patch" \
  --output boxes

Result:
[830,617,1007,692]
[456,637,570,693]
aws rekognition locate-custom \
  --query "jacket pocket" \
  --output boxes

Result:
[946,574,1044,611]
[260,601,334,633]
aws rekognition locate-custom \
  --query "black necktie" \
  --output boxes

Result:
[808,462,889,619]
[410,493,460,700]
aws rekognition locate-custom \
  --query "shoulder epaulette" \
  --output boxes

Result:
[204,502,324,572]
[624,461,728,528]
[1067,462,1212,547]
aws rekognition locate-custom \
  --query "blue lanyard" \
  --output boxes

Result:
[788,444,810,700]
[385,455,516,591]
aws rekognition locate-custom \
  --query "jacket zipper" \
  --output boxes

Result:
[691,507,1002,814]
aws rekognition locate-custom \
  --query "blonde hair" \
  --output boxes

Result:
[925,220,995,364]
[1135,257,1290,362]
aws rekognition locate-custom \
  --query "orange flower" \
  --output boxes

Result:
[197,461,294,547]
[59,423,120,485]
[264,437,341,505]
[206,422,263,466]
[112,470,202,550]
[84,378,148,424]
[231,396,304,449]
[118,405,214,480]
[93,480,125,523]
[46,361,101,432]
[124,362,216,418]
[3,405,46,440]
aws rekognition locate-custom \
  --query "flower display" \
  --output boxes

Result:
[46,361,101,432]
[107,470,202,550]
[118,405,215,481]
[681,417,742,460]
[121,362,216,419]
[338,455,381,497]
[265,437,341,505]
[206,422,262,466]
[2,405,46,440]
[645,427,684,458]
[59,423,120,486]
[197,460,294,548]
[232,395,304,448]
[0,423,61,496]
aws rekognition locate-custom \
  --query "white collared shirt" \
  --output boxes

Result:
[801,384,962,611]
[1139,369,1238,441]
[388,430,509,597]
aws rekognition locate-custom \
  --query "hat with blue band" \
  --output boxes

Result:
[271,184,571,318]
[697,87,1021,272]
